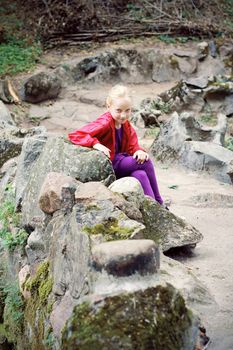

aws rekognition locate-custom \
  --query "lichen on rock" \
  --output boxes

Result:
[61,284,198,350]
[23,260,54,350]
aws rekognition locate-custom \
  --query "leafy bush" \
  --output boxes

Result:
[0,39,42,77]
[158,35,176,44]
[0,186,28,251]
[1,281,25,345]
[225,136,233,152]
[151,100,172,114]
[3,282,24,324]
[0,1,42,77]
[199,114,217,126]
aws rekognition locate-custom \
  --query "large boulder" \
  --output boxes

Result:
[151,112,233,183]
[0,157,17,201]
[56,48,154,84]
[15,129,47,209]
[0,101,15,128]
[18,180,211,347]
[91,239,160,277]
[109,176,144,204]
[61,284,199,350]
[180,141,233,183]
[39,172,80,214]
[0,126,45,169]
[23,72,62,103]
[109,177,203,251]
[74,180,142,221]
[56,46,228,85]
[140,196,203,251]
[21,137,115,227]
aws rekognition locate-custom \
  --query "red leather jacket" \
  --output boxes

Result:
[68,112,143,161]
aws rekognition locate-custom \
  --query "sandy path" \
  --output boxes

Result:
[157,164,233,350]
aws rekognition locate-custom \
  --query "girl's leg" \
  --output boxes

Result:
[140,159,163,204]
[130,170,155,199]
[114,156,163,204]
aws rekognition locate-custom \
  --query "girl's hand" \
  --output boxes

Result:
[93,143,111,158]
[133,150,149,164]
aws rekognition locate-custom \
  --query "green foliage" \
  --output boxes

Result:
[225,136,233,152]
[159,35,199,44]
[225,0,233,17]
[144,127,160,138]
[3,282,24,324]
[1,229,28,252]
[0,185,28,251]
[158,35,176,44]
[199,113,217,126]
[0,1,42,77]
[1,281,25,345]
[44,328,55,348]
[127,3,144,20]
[151,100,172,114]
[199,103,217,126]
[0,40,42,77]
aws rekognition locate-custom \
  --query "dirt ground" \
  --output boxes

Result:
[158,164,233,350]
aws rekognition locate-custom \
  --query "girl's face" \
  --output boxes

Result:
[108,97,132,128]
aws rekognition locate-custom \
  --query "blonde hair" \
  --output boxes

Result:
[106,85,131,107]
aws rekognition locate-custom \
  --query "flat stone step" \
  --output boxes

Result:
[91,239,159,277]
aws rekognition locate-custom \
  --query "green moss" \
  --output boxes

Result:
[62,285,196,350]
[24,261,54,350]
[140,197,188,245]
[25,261,50,294]
[139,198,164,243]
[47,301,54,315]
[38,278,53,305]
[169,55,179,69]
[85,204,101,211]
[83,217,134,241]
[212,81,230,89]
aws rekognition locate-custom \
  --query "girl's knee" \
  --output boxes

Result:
[141,158,154,170]
[131,170,147,181]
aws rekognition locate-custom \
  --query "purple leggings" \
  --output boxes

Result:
[113,156,163,204]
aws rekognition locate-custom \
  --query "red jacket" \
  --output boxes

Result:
[68,112,143,161]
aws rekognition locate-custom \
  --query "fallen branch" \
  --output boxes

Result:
[6,80,21,104]
[0,80,21,104]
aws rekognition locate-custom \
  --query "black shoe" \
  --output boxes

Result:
[161,203,169,211]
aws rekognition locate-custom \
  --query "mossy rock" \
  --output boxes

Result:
[24,260,54,350]
[61,284,198,350]
[140,197,203,251]
[83,217,135,241]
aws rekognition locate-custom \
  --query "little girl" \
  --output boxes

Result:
[68,85,164,205]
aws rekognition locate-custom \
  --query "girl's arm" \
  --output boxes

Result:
[127,123,145,155]
[68,115,110,148]
[127,123,149,163]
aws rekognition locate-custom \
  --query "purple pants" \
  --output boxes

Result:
[113,156,163,204]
